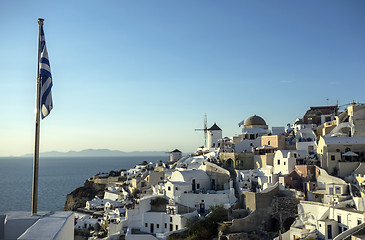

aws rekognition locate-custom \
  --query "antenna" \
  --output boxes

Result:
[195,113,208,147]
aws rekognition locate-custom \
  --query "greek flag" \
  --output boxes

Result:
[238,120,244,127]
[39,25,53,119]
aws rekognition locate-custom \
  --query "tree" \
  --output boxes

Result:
[132,188,140,198]
[183,205,228,239]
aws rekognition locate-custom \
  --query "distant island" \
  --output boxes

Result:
[19,149,169,158]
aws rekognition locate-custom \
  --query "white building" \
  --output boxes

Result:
[307,168,349,205]
[169,149,182,162]
[281,200,365,240]
[273,150,307,175]
[166,170,211,199]
[207,123,222,150]
[163,167,236,212]
[141,199,197,235]
[104,188,123,202]
[74,213,99,231]
[86,197,123,211]
[236,166,278,193]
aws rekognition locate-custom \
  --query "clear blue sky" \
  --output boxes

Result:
[1,0,364,156]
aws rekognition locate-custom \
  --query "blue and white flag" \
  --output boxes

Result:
[238,120,244,127]
[39,25,53,119]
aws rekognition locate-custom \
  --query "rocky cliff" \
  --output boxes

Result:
[64,180,106,211]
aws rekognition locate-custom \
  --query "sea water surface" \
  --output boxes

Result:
[0,156,167,213]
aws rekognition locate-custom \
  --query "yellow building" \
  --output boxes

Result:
[317,136,365,176]
[219,152,254,170]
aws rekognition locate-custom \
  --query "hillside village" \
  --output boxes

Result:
[67,102,365,240]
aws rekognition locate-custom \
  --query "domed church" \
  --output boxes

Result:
[243,115,268,129]
[219,115,271,171]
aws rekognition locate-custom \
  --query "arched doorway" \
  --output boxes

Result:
[226,159,234,168]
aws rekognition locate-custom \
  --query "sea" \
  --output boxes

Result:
[0,156,168,213]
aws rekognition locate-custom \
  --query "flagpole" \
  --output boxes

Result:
[32,18,44,215]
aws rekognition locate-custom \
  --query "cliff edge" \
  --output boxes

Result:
[64,180,105,211]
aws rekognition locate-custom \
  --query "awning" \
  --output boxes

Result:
[331,132,347,137]
[342,151,359,157]
[256,145,274,150]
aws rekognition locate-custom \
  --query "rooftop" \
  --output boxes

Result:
[321,137,365,145]
[244,115,267,127]
[208,123,222,131]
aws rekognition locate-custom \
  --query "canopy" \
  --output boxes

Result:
[256,145,274,150]
[331,132,347,137]
[342,151,358,157]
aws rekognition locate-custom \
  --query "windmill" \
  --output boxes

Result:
[195,113,208,147]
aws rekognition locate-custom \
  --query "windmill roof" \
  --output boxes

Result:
[172,149,181,153]
[208,123,222,131]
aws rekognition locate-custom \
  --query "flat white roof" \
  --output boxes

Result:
[18,212,74,240]
[321,137,365,145]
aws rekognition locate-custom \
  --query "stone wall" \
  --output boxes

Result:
[229,184,279,233]
[271,196,299,228]
[93,176,121,185]
[338,162,360,178]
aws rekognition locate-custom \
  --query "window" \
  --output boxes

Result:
[170,217,172,222]
[197,184,200,189]
[338,226,342,234]
[176,225,178,230]
[212,143,215,148]
[168,186,171,191]
[157,224,159,228]
[335,187,341,194]
[337,215,341,223]
[175,187,178,190]
[331,155,335,161]
[165,223,167,228]
[358,220,362,225]
[145,223,148,227]
[284,161,286,165]
[278,160,280,165]
[294,153,297,158]
[268,141,271,145]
